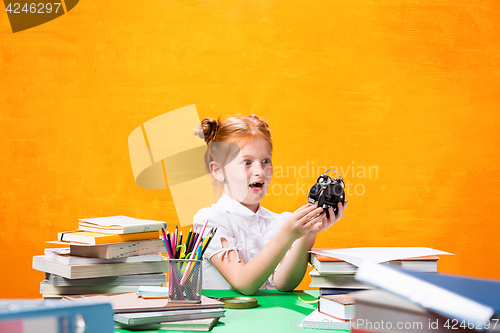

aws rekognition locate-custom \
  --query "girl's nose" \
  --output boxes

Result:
[252,163,264,175]
[254,163,272,177]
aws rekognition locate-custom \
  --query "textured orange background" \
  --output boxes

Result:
[1,1,499,298]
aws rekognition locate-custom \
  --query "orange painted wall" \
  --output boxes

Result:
[1,1,499,298]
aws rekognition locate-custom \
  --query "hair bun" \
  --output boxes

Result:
[198,117,220,143]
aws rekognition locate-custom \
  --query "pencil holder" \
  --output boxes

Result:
[168,259,202,303]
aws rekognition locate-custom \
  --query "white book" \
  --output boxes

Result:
[353,289,455,333]
[33,255,169,279]
[355,261,500,331]
[78,215,167,234]
[69,239,165,259]
[318,294,355,320]
[310,253,439,274]
[39,280,148,295]
[44,248,162,265]
[115,308,226,326]
[46,272,166,287]
[115,317,220,331]
[309,269,373,289]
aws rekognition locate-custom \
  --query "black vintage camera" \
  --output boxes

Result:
[308,169,345,218]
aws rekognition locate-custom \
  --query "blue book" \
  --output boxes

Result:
[355,261,500,330]
[0,299,114,333]
[319,288,365,296]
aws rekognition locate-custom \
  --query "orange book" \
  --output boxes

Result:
[56,230,160,245]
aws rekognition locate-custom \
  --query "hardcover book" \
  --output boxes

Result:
[33,255,169,279]
[46,272,166,287]
[44,248,162,265]
[355,261,500,331]
[56,230,160,245]
[68,239,165,259]
[318,294,355,320]
[309,269,374,289]
[78,216,167,234]
[311,253,439,274]
[64,292,225,313]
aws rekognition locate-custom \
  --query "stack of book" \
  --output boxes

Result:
[301,247,454,330]
[352,261,500,333]
[308,247,449,296]
[64,292,226,331]
[32,216,169,298]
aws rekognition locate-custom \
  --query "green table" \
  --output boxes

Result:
[115,289,332,332]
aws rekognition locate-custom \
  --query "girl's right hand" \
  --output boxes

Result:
[281,204,325,242]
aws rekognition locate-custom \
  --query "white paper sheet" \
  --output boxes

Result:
[310,247,453,267]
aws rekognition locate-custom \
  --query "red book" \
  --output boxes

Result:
[318,294,355,320]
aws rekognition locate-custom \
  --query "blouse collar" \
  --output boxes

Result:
[217,193,269,218]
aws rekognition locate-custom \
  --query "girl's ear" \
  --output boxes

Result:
[209,161,225,182]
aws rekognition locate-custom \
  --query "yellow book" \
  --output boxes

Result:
[56,230,159,245]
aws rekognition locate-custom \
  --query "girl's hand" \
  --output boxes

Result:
[309,200,348,234]
[281,204,326,242]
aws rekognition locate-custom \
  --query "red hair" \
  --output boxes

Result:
[196,114,273,168]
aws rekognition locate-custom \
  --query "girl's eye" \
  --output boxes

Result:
[242,160,252,166]
[262,158,271,164]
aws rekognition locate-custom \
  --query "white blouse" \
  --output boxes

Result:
[193,193,291,290]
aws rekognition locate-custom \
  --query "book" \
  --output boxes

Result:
[64,292,225,313]
[318,294,355,320]
[299,309,351,331]
[56,230,160,245]
[319,288,365,296]
[33,255,169,279]
[41,294,64,299]
[355,261,500,331]
[39,279,149,295]
[353,289,476,332]
[68,239,165,259]
[310,253,439,274]
[78,215,167,234]
[310,247,452,268]
[310,254,359,274]
[114,308,225,326]
[0,299,114,333]
[115,317,220,331]
[46,272,166,287]
[44,248,162,265]
[309,269,374,289]
[137,286,169,297]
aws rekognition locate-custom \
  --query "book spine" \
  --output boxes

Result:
[355,261,494,329]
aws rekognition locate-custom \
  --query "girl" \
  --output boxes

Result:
[193,115,347,295]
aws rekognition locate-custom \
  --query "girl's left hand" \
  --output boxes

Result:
[308,200,348,234]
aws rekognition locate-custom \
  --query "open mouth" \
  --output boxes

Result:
[249,181,264,189]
